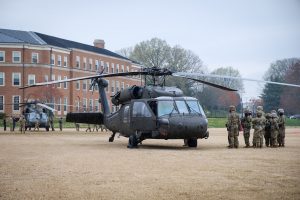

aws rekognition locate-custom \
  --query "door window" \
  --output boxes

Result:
[132,102,152,117]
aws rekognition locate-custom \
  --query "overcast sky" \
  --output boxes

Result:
[1,0,300,100]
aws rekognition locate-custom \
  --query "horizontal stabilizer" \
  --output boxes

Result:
[66,112,104,124]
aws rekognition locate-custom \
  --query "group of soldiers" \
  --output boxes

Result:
[2,115,61,133]
[226,105,286,148]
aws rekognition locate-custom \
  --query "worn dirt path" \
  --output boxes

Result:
[0,128,299,200]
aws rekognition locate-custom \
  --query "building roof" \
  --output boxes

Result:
[0,29,45,45]
[0,28,131,62]
[35,32,131,61]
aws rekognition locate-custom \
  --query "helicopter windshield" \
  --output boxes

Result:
[175,101,189,114]
[186,100,206,117]
[157,101,177,117]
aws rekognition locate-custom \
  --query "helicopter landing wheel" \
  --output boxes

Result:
[187,138,197,148]
[109,132,116,142]
[46,126,49,131]
[127,134,138,148]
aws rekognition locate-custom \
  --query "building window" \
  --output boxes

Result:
[51,74,55,88]
[89,99,93,111]
[83,98,87,112]
[106,62,109,73]
[57,75,61,88]
[44,75,48,82]
[111,63,114,73]
[76,80,80,90]
[12,73,21,86]
[126,66,129,72]
[116,64,119,73]
[64,97,67,112]
[116,81,120,92]
[83,80,87,91]
[0,72,4,86]
[0,96,4,111]
[57,98,61,111]
[111,80,115,93]
[28,74,35,85]
[0,51,5,62]
[32,52,38,64]
[95,60,99,71]
[121,82,124,90]
[121,65,124,73]
[51,54,55,65]
[94,99,98,112]
[100,61,104,71]
[63,76,67,89]
[13,96,20,111]
[64,56,68,67]
[12,51,21,63]
[75,100,80,112]
[76,56,80,68]
[89,59,92,71]
[83,57,87,70]
[57,55,62,66]
[89,79,92,91]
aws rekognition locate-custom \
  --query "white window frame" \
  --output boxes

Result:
[0,72,5,86]
[111,63,114,73]
[89,79,92,91]
[89,99,93,112]
[0,95,4,112]
[64,97,68,112]
[12,51,21,63]
[76,56,80,68]
[44,75,49,82]
[57,55,62,66]
[57,97,61,112]
[32,52,38,64]
[51,74,55,88]
[12,72,21,86]
[64,56,68,67]
[28,74,36,85]
[12,95,20,112]
[76,80,80,90]
[63,76,68,89]
[0,51,5,62]
[51,54,55,66]
[111,80,115,94]
[121,65,124,73]
[89,58,93,71]
[126,66,129,72]
[83,57,87,70]
[95,60,99,71]
[94,99,98,112]
[121,82,124,90]
[83,98,87,112]
[83,80,87,91]
[57,75,62,88]
[116,64,119,73]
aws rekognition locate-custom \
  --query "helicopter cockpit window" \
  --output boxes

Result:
[132,102,152,117]
[157,101,178,117]
[186,100,206,117]
[175,101,189,114]
[123,105,130,123]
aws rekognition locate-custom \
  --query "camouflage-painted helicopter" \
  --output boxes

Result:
[22,67,300,148]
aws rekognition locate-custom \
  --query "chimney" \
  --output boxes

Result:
[93,39,105,49]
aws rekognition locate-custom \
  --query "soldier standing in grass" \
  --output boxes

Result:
[264,113,272,147]
[226,105,240,148]
[277,108,286,147]
[252,111,265,148]
[270,112,279,148]
[241,109,252,148]
[86,124,91,132]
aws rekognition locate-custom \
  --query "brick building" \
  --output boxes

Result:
[0,28,143,116]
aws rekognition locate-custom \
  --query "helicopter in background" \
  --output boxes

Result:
[22,66,300,148]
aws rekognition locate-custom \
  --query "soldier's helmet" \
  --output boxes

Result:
[265,113,271,119]
[244,109,250,114]
[257,106,263,111]
[229,105,236,112]
[271,113,278,118]
[271,110,277,114]
[278,108,284,114]
[256,111,262,117]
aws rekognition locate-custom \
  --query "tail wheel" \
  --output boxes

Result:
[187,138,197,148]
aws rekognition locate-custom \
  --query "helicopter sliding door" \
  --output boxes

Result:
[130,100,156,131]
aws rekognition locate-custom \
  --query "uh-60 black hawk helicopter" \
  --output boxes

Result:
[23,66,239,148]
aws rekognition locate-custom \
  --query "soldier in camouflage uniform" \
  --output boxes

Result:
[241,109,252,148]
[226,105,240,148]
[264,113,272,147]
[252,111,265,148]
[277,108,286,147]
[270,113,279,147]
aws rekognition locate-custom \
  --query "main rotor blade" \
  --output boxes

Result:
[20,71,146,89]
[173,74,237,91]
[175,72,300,88]
[36,103,56,112]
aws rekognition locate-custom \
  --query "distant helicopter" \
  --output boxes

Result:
[22,66,300,148]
